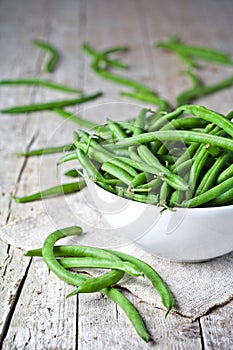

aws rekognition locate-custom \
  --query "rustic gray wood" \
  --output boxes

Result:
[1,0,233,349]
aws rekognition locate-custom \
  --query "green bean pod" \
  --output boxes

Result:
[12,180,86,203]
[217,163,233,184]
[181,177,233,207]
[59,257,143,277]
[17,143,74,157]
[0,78,81,94]
[32,39,59,72]
[195,152,230,196]
[1,92,103,114]
[67,268,125,296]
[104,250,174,317]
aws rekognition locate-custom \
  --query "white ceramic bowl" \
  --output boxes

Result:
[86,179,233,262]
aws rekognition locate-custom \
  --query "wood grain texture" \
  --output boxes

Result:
[1,0,233,349]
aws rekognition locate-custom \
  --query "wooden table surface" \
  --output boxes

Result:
[1,0,233,349]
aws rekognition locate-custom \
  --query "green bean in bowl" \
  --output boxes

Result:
[59,105,233,262]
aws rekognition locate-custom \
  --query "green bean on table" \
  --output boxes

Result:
[26,241,174,316]
[32,39,59,73]
[0,78,81,94]
[40,227,151,342]
[12,180,86,203]
[157,36,233,66]
[1,91,102,114]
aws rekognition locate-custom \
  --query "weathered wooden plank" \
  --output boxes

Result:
[1,252,77,350]
[200,301,233,350]
[0,239,30,346]
[78,291,202,350]
[0,0,85,227]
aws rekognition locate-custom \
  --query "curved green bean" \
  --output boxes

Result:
[32,39,59,72]
[82,42,129,70]
[12,180,86,203]
[157,36,233,66]
[104,249,174,316]
[27,238,151,342]
[137,145,189,191]
[176,75,233,105]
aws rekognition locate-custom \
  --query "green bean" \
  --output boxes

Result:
[137,145,189,191]
[41,226,87,286]
[180,105,233,139]
[68,268,125,296]
[186,145,209,198]
[159,181,172,206]
[157,36,233,66]
[116,186,158,204]
[148,108,184,131]
[32,39,59,72]
[82,42,129,70]
[138,177,162,192]
[75,147,106,183]
[54,108,99,130]
[217,163,233,184]
[92,63,153,94]
[26,240,151,342]
[107,119,127,139]
[12,180,86,203]
[26,242,173,318]
[16,143,74,157]
[104,249,174,316]
[169,188,183,207]
[96,181,117,194]
[104,287,151,341]
[104,130,233,152]
[57,151,78,166]
[181,177,233,207]
[129,172,147,189]
[59,257,143,277]
[1,92,103,114]
[120,91,170,111]
[0,78,81,94]
[105,157,138,177]
[74,140,110,164]
[195,152,230,196]
[133,108,148,136]
[102,161,134,186]
[177,76,233,106]
[161,117,208,131]
[205,188,233,206]
[64,169,79,178]
[183,69,203,88]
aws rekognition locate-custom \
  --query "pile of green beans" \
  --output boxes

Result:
[58,105,233,208]
[25,226,174,342]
